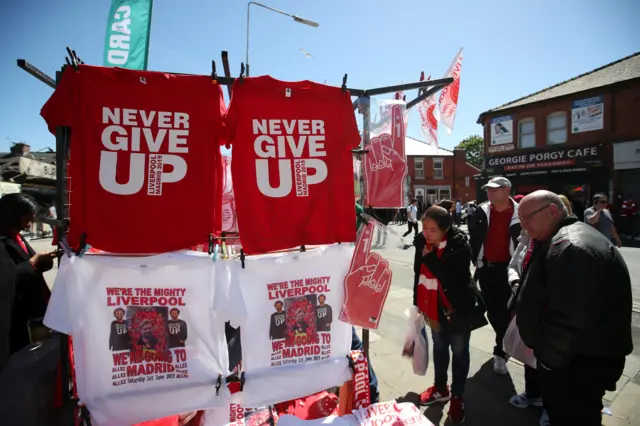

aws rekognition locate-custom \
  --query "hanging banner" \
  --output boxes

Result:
[103,0,153,70]
[364,101,407,208]
[438,48,463,134]
[222,156,238,234]
[340,220,392,329]
[416,73,438,147]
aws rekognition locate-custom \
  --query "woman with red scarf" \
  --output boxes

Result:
[412,206,486,425]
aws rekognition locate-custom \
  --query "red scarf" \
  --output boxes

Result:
[522,238,536,271]
[15,234,28,254]
[416,238,452,330]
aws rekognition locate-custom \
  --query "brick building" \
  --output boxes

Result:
[406,136,480,205]
[475,52,640,216]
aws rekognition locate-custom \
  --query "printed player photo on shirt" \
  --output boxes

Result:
[269,292,333,342]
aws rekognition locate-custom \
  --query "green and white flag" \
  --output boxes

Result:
[103,0,153,70]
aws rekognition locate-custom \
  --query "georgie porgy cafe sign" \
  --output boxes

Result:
[486,145,601,174]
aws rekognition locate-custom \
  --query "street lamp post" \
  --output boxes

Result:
[246,1,319,77]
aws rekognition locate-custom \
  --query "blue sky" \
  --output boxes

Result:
[1,0,638,153]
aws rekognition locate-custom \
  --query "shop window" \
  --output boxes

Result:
[433,158,444,179]
[518,118,535,148]
[547,112,567,145]
[414,158,424,178]
[439,189,451,200]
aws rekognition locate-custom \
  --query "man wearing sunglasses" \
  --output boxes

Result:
[584,193,622,248]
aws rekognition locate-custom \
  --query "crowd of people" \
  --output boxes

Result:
[409,176,633,425]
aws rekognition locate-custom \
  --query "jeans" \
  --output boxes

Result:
[477,264,512,358]
[403,222,418,238]
[425,325,471,397]
[351,327,380,403]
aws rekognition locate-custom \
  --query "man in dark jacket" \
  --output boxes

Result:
[516,190,632,426]
[468,176,521,375]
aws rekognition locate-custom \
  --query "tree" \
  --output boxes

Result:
[455,135,484,170]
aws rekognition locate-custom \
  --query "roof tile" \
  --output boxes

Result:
[485,52,640,114]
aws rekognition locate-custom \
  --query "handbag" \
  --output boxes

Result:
[448,286,488,333]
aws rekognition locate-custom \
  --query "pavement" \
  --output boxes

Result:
[27,231,640,426]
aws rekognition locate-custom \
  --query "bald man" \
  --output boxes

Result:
[515,190,632,426]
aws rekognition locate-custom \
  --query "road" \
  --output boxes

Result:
[28,232,640,425]
[620,247,640,312]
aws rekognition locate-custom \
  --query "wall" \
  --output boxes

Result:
[407,149,479,202]
[613,82,640,142]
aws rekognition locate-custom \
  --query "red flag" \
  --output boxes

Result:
[416,73,438,146]
[438,48,463,134]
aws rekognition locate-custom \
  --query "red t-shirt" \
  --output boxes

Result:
[483,203,513,262]
[40,65,225,253]
[225,76,360,254]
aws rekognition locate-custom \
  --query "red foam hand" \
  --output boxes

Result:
[340,221,392,329]
[365,104,407,207]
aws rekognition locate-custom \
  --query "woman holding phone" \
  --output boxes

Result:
[0,193,56,355]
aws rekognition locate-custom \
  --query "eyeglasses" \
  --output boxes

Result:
[518,204,551,223]
[598,200,608,204]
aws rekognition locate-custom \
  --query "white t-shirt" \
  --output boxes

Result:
[233,244,354,407]
[353,401,435,426]
[407,205,417,222]
[202,403,277,426]
[277,415,358,426]
[44,252,246,426]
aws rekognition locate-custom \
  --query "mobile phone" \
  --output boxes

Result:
[27,317,52,344]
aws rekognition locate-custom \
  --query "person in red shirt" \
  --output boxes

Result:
[0,193,56,355]
[468,177,521,375]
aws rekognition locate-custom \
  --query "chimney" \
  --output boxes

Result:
[10,143,31,156]
[452,149,467,200]
[453,148,466,167]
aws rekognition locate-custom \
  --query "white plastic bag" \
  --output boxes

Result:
[402,307,428,376]
[503,316,537,368]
